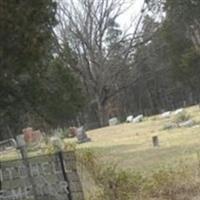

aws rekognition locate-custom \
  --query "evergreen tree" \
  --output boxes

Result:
[161,0,200,89]
[0,0,84,140]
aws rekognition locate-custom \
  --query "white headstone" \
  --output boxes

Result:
[174,108,184,115]
[16,134,26,148]
[109,117,119,126]
[178,120,194,127]
[160,111,171,118]
[162,123,177,130]
[132,114,144,123]
[192,125,200,129]
[126,115,133,123]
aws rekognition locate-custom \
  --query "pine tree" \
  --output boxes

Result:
[0,0,84,140]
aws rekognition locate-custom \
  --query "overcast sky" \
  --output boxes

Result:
[59,0,145,31]
[117,0,145,29]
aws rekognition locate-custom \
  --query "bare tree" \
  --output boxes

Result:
[56,0,151,126]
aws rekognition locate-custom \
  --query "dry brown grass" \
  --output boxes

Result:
[76,105,200,172]
[2,105,200,200]
[73,105,200,199]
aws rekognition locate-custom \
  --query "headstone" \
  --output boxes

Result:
[32,130,42,143]
[16,134,26,148]
[192,125,200,129]
[69,127,77,138]
[178,119,194,127]
[162,123,177,130]
[23,127,33,143]
[160,111,171,118]
[173,108,184,115]
[152,136,159,147]
[132,114,144,123]
[109,117,119,126]
[126,115,133,123]
[76,126,91,144]
[23,127,42,144]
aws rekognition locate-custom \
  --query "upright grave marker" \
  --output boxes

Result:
[152,136,159,147]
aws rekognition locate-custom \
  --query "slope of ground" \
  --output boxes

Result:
[77,105,200,172]
[76,105,200,199]
[1,105,200,199]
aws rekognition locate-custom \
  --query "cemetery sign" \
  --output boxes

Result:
[0,151,84,200]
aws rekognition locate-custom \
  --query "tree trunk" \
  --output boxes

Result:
[96,99,107,127]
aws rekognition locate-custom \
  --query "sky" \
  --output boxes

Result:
[58,0,146,33]
[60,0,145,26]
[117,0,145,30]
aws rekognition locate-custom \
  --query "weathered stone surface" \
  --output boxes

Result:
[23,127,42,144]
[126,115,133,123]
[76,127,91,144]
[0,152,84,200]
[160,111,171,118]
[152,136,159,147]
[178,119,194,127]
[173,108,184,115]
[162,123,177,130]
[132,114,144,123]
[109,117,119,126]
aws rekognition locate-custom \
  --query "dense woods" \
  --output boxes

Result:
[0,0,200,139]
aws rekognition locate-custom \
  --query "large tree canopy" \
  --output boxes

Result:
[0,0,84,140]
[156,0,200,89]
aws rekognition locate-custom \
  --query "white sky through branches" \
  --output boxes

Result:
[59,0,145,31]
[117,0,145,29]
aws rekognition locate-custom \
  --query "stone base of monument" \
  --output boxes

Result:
[109,117,119,126]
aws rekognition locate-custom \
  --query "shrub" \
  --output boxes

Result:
[78,150,200,200]
[78,150,147,200]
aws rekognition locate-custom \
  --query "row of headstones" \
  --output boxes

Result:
[160,108,197,128]
[0,126,91,153]
[109,114,144,126]
[160,108,184,118]
[108,108,194,126]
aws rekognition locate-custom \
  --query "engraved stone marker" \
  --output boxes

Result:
[0,151,84,200]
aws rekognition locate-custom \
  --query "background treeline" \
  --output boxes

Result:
[61,0,200,128]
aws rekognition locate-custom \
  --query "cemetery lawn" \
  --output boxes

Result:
[1,105,200,199]
[1,105,200,173]
[76,105,200,173]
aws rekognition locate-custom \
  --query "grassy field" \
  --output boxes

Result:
[76,105,200,173]
[75,105,200,199]
[1,105,200,199]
